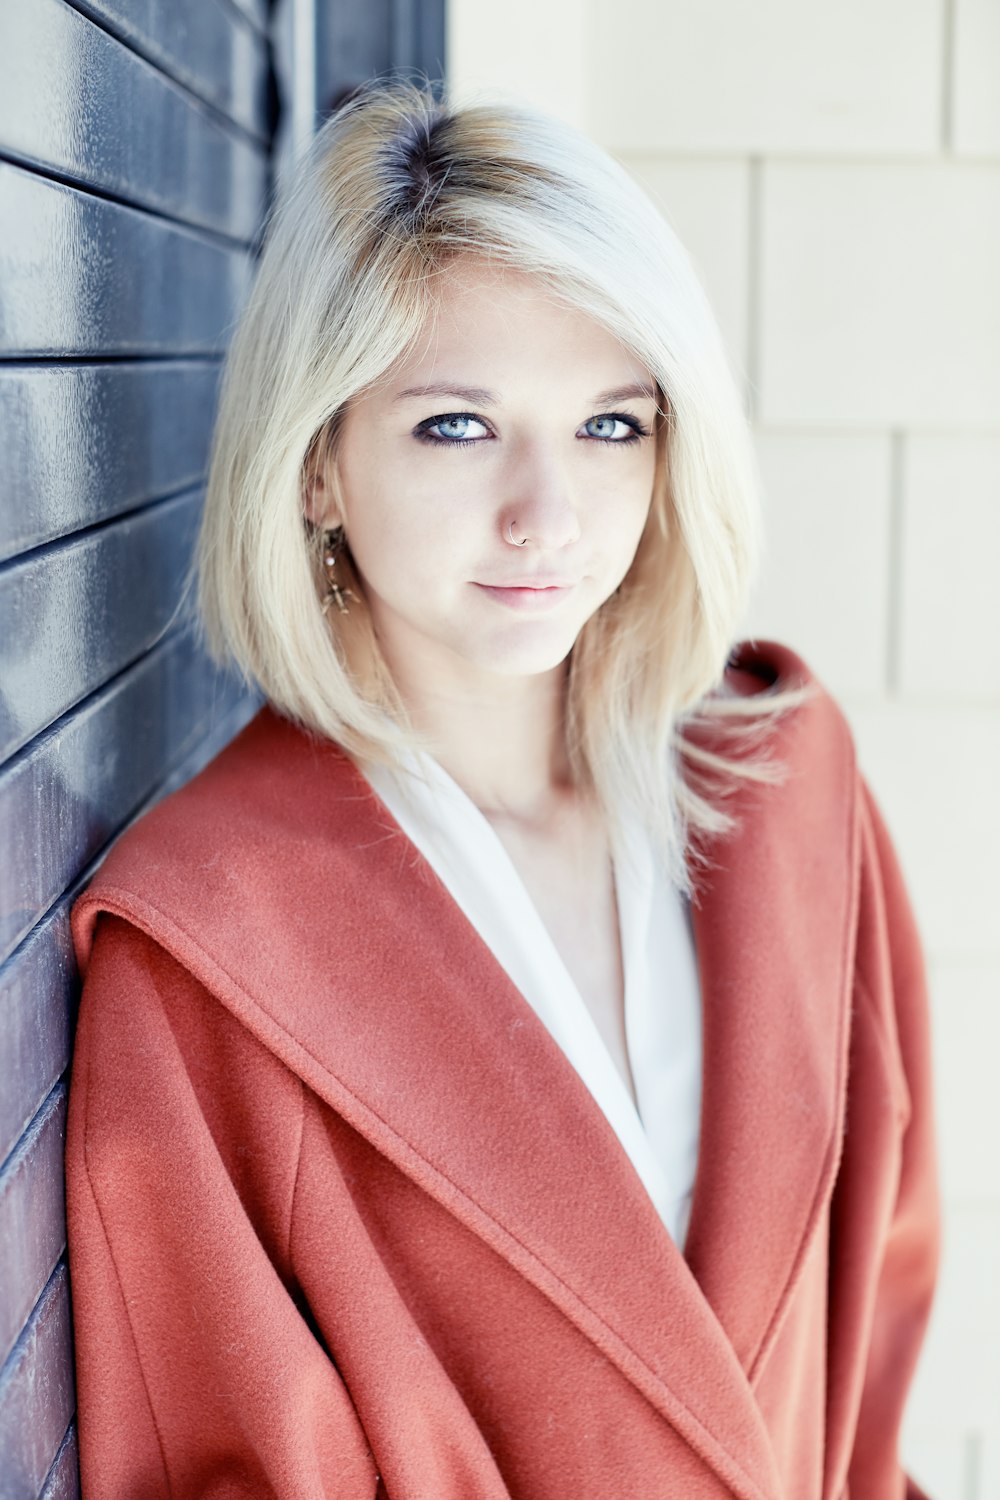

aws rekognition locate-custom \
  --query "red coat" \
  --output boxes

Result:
[65,641,940,1499]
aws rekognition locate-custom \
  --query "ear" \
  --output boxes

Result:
[302,458,344,531]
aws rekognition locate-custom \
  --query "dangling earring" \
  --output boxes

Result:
[321,526,357,615]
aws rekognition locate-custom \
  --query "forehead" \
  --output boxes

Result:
[388,255,649,390]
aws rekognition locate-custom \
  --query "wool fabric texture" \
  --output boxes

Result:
[65,641,940,1499]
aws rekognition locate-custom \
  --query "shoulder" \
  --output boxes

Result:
[723,636,810,697]
[688,636,859,802]
[70,704,376,975]
[711,640,927,994]
[722,637,844,725]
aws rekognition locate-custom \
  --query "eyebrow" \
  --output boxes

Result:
[392,380,659,406]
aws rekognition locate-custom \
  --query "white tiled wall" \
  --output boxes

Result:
[588,0,943,155]
[449,1,999,1491]
[899,436,1000,701]
[750,431,894,700]
[757,163,1000,428]
[954,0,1000,152]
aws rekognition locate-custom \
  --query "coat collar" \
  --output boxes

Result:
[73,642,860,1500]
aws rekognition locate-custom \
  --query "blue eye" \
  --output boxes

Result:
[413,409,650,447]
[414,413,491,444]
[581,414,646,444]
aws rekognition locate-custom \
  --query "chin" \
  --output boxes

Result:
[467,632,579,680]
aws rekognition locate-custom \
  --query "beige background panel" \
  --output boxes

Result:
[758,162,1000,428]
[748,431,892,700]
[953,0,1000,153]
[931,960,1000,1201]
[905,1201,1000,1432]
[899,434,1000,702]
[613,155,751,387]
[446,0,587,125]
[588,0,943,155]
[850,704,1000,960]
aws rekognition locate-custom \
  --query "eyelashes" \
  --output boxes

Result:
[412,411,652,449]
[414,413,490,445]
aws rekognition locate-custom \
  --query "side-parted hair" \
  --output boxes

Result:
[198,79,803,891]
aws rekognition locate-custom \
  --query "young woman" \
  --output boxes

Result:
[65,81,940,1499]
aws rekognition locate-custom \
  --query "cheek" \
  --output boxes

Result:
[605,471,657,581]
[335,441,405,544]
[595,457,656,534]
[345,451,490,549]
[337,460,476,593]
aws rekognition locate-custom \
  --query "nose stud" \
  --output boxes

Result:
[508,521,529,546]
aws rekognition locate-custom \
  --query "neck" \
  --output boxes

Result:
[388,657,575,825]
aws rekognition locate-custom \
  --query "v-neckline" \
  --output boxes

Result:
[360,747,678,1232]
[459,784,636,1107]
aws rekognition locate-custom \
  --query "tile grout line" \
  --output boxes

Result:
[964,1429,982,1500]
[885,431,905,697]
[941,0,957,154]
[745,155,762,426]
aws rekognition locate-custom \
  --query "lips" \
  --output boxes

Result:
[475,578,576,589]
[471,579,577,612]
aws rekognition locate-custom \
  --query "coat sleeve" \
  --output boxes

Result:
[844,781,942,1500]
[66,913,380,1499]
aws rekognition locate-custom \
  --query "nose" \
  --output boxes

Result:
[502,441,582,550]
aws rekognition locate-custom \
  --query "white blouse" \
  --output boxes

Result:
[361,751,703,1251]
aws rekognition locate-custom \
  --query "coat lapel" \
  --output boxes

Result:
[74,659,858,1500]
[683,675,860,1380]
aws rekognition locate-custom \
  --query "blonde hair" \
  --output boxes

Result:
[198,79,803,890]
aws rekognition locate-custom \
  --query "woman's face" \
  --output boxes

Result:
[315,256,659,697]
